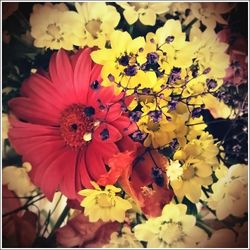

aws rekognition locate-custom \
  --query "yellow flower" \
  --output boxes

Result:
[118,2,170,26]
[137,101,192,149]
[207,164,247,220]
[79,182,132,223]
[172,132,218,203]
[91,30,146,94]
[202,94,233,119]
[75,2,120,48]
[154,19,195,69]
[3,162,36,196]
[30,3,83,50]
[186,116,207,136]
[171,158,212,203]
[214,163,228,179]
[105,226,143,248]
[167,160,183,182]
[134,203,207,247]
[158,3,190,23]
[191,3,235,29]
[138,113,175,149]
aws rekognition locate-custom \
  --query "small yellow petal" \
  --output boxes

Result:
[83,132,92,142]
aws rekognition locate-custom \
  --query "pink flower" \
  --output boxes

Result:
[8,49,137,201]
[218,29,247,86]
[3,186,38,247]
[56,212,119,247]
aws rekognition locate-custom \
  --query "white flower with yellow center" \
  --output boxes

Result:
[75,2,120,48]
[191,3,235,29]
[3,162,36,196]
[189,27,230,79]
[167,160,183,182]
[134,203,207,247]
[104,226,143,248]
[30,3,83,50]
[79,182,132,222]
[207,164,247,220]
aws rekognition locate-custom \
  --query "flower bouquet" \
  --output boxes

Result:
[2,1,248,248]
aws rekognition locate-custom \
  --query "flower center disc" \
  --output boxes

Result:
[85,19,102,38]
[97,193,115,208]
[46,23,62,41]
[60,104,94,149]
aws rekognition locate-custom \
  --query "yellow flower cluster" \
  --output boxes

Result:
[118,2,170,26]
[92,19,229,87]
[169,131,219,203]
[92,19,229,150]
[163,2,235,30]
[207,164,248,220]
[189,3,235,29]
[30,3,120,50]
[134,203,207,247]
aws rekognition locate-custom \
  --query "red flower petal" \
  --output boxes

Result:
[97,151,135,186]
[93,123,122,143]
[73,48,92,103]
[21,73,67,110]
[111,116,138,135]
[9,97,61,126]
[49,50,76,104]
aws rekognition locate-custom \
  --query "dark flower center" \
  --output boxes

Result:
[146,52,159,64]
[124,65,137,76]
[119,55,130,66]
[90,80,100,90]
[60,104,96,149]
[100,128,109,140]
[84,106,95,117]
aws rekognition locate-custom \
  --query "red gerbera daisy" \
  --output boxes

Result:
[8,48,137,201]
